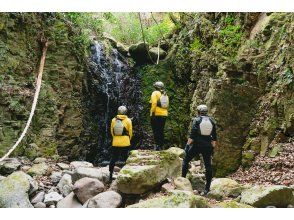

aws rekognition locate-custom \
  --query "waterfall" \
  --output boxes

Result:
[80,41,144,165]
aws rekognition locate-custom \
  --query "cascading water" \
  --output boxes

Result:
[80,41,144,164]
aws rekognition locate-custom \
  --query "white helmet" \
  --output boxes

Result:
[118,106,127,115]
[153,81,164,90]
[197,104,208,114]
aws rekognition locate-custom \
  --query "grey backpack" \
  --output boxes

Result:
[158,91,169,109]
[199,116,213,136]
[113,118,125,136]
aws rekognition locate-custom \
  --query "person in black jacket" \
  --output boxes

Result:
[182,104,217,195]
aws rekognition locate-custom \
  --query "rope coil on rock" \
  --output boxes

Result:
[0,41,48,162]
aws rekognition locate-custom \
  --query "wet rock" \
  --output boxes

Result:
[117,150,181,194]
[73,177,105,204]
[86,191,122,208]
[0,171,34,208]
[44,192,63,205]
[70,161,93,169]
[208,178,244,200]
[213,200,253,208]
[240,185,294,207]
[57,174,73,196]
[33,157,47,164]
[27,163,49,176]
[57,163,70,170]
[31,191,45,204]
[0,158,21,175]
[50,172,62,184]
[34,202,46,208]
[173,177,193,192]
[128,191,209,208]
[72,167,109,183]
[187,173,206,192]
[57,192,82,208]
[117,42,129,56]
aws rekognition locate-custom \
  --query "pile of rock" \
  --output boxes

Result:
[0,147,293,208]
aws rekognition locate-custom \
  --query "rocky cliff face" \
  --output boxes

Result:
[140,13,293,177]
[0,13,85,159]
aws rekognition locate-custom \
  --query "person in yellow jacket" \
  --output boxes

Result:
[150,81,169,151]
[109,106,133,182]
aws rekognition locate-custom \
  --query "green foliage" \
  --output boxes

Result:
[212,23,243,58]
[190,38,203,53]
[63,13,103,61]
[102,13,175,45]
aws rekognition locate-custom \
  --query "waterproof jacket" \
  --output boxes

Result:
[150,90,168,117]
[189,116,217,152]
[111,115,133,147]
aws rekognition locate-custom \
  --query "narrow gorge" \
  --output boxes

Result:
[0,12,293,208]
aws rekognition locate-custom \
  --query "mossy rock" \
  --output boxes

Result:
[0,171,36,208]
[208,178,244,200]
[213,200,253,208]
[240,185,294,208]
[127,191,209,208]
[27,163,49,176]
[166,147,185,159]
[117,149,181,194]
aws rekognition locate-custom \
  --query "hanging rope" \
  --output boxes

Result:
[0,40,48,162]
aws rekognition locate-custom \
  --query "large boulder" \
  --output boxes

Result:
[213,200,253,208]
[27,162,49,176]
[0,171,36,208]
[127,191,209,208]
[72,167,109,183]
[57,192,82,208]
[129,42,149,64]
[240,185,294,207]
[117,150,181,194]
[73,177,105,204]
[208,178,244,200]
[173,177,193,192]
[86,191,122,208]
[0,158,21,175]
[57,174,73,196]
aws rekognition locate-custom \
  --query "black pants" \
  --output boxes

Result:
[109,146,130,176]
[151,116,166,150]
[182,146,213,190]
